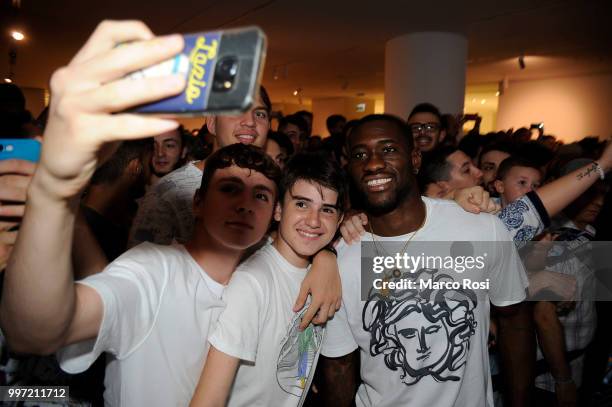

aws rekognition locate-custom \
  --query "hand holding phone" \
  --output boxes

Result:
[130,27,266,116]
[34,21,188,202]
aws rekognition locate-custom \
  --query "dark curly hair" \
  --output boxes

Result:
[198,144,281,197]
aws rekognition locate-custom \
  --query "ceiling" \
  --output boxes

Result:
[1,0,611,104]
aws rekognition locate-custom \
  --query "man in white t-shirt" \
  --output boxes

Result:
[128,85,273,247]
[190,151,345,407]
[0,22,284,407]
[319,114,533,407]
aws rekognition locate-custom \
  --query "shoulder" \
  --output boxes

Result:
[231,245,276,287]
[105,243,187,274]
[154,162,202,197]
[423,197,504,238]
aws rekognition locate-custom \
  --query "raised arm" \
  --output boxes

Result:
[536,142,611,217]
[0,20,185,354]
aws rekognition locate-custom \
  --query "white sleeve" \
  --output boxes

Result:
[57,244,167,373]
[208,271,265,362]
[320,303,358,358]
[487,216,530,307]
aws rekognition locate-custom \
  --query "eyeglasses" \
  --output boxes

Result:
[409,122,441,135]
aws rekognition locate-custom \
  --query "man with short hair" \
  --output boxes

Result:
[129,86,272,247]
[418,146,483,197]
[294,110,313,138]
[278,114,309,153]
[319,114,532,407]
[150,126,187,185]
[326,114,346,137]
[479,143,513,195]
[407,102,446,153]
[191,152,345,407]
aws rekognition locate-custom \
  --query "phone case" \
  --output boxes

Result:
[130,27,266,116]
[0,139,41,162]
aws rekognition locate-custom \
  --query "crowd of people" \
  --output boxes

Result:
[0,20,610,407]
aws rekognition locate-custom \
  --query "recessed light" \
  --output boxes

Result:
[11,31,25,41]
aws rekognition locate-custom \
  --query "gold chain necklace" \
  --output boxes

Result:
[369,211,427,296]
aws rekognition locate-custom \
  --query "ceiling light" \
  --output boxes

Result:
[293,90,298,96]
[495,91,500,96]
[11,31,25,41]
[4,78,12,83]
[480,99,486,104]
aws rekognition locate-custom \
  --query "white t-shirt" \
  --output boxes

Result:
[57,243,225,407]
[209,244,324,407]
[129,162,202,247]
[321,197,528,407]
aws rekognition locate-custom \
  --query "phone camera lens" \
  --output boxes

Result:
[213,56,239,92]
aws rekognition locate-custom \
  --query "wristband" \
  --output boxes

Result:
[594,161,605,180]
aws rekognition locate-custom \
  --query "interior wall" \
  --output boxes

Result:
[496,73,612,142]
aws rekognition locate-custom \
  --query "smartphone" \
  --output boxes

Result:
[129,26,266,116]
[0,139,41,162]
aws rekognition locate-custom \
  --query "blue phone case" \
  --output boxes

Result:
[0,139,41,162]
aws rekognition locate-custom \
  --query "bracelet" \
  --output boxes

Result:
[594,161,605,180]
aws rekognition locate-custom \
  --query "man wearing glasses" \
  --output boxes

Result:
[407,103,446,153]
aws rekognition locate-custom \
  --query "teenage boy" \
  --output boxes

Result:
[190,151,345,407]
[1,21,282,406]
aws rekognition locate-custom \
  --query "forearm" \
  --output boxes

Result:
[190,346,238,407]
[496,302,535,407]
[0,177,79,353]
[320,351,359,407]
[537,161,607,218]
[534,301,571,379]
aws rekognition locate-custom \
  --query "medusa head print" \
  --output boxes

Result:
[362,269,478,385]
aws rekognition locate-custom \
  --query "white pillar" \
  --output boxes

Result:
[385,32,467,118]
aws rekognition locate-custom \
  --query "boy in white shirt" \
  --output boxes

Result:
[190,151,346,407]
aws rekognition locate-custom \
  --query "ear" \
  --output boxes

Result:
[439,129,447,143]
[273,202,282,222]
[206,116,217,136]
[180,145,188,159]
[435,181,451,198]
[494,180,504,195]
[411,149,422,174]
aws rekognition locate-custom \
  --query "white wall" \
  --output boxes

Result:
[496,73,612,142]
